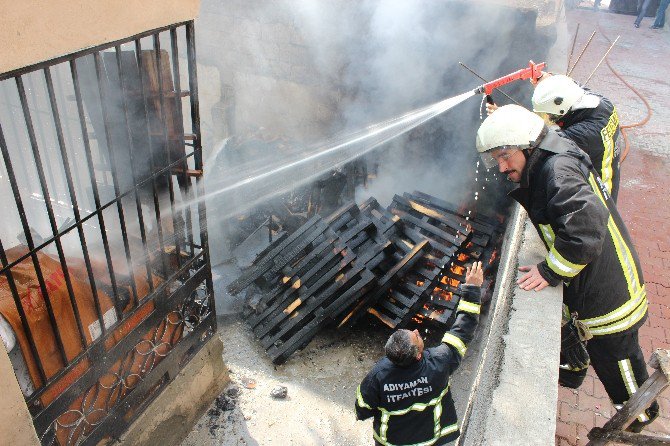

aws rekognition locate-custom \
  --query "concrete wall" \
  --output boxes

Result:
[0,0,200,74]
[0,345,39,445]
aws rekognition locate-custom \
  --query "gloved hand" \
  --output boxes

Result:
[560,317,590,370]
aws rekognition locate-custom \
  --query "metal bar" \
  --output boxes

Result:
[567,30,596,77]
[93,51,139,311]
[458,62,521,106]
[31,254,205,432]
[583,36,620,87]
[114,45,154,296]
[0,148,197,276]
[185,21,215,313]
[44,66,105,340]
[0,22,191,81]
[0,236,49,385]
[14,76,71,365]
[566,23,580,76]
[135,38,170,278]
[77,310,215,445]
[153,34,183,271]
[169,27,195,257]
[70,58,121,325]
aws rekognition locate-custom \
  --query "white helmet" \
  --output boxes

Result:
[475,104,546,168]
[532,74,584,117]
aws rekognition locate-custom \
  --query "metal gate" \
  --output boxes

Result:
[0,21,215,445]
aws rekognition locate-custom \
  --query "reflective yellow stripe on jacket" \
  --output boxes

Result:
[374,383,458,446]
[582,173,648,335]
[600,107,619,194]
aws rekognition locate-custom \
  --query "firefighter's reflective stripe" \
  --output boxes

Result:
[539,224,555,248]
[618,359,649,422]
[457,300,480,315]
[599,108,619,194]
[356,385,373,410]
[442,333,467,357]
[374,384,458,446]
[583,174,648,335]
[547,245,586,278]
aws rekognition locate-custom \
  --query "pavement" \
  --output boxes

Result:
[556,3,670,445]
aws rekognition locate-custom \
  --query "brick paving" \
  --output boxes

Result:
[555,3,670,445]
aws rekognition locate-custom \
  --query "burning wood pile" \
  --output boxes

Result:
[228,191,501,364]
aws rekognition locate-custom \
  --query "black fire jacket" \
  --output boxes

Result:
[557,93,621,201]
[510,130,647,337]
[355,284,481,446]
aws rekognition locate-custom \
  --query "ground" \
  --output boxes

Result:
[556,3,670,445]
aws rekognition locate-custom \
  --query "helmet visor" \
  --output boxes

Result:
[479,148,521,170]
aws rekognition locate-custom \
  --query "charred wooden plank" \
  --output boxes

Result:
[393,194,471,240]
[409,191,498,234]
[228,216,322,294]
[337,240,432,329]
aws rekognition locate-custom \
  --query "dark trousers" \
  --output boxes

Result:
[560,331,648,405]
[654,0,670,26]
[636,0,657,25]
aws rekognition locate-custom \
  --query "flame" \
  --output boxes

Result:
[432,287,453,301]
[416,280,425,287]
[489,248,499,265]
[439,276,460,288]
[457,253,469,262]
[451,264,465,275]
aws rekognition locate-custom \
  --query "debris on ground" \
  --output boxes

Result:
[270,385,288,399]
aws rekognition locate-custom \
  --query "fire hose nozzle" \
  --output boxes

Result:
[474,60,546,97]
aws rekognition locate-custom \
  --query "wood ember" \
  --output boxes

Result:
[230,191,502,364]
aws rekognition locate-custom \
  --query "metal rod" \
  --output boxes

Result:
[170,27,196,258]
[0,146,196,276]
[135,38,170,278]
[154,33,183,271]
[583,35,620,87]
[44,66,103,343]
[457,62,521,105]
[186,21,215,310]
[70,58,121,324]
[0,216,49,385]
[42,67,95,348]
[566,23,581,76]
[567,30,596,77]
[114,45,154,297]
[93,51,139,313]
[7,79,70,366]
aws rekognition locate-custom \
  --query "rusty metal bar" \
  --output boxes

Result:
[44,66,106,337]
[135,37,169,278]
[114,45,154,295]
[0,89,68,364]
[169,27,195,257]
[153,33,182,271]
[93,50,139,312]
[70,58,121,324]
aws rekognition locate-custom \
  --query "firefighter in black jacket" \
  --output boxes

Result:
[532,74,622,201]
[487,73,622,201]
[355,261,483,446]
[476,104,657,433]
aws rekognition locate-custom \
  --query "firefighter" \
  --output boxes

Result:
[476,104,657,433]
[355,261,484,446]
[487,74,622,201]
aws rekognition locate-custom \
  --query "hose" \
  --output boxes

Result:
[596,23,652,163]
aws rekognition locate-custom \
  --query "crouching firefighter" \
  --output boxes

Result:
[476,104,658,433]
[355,261,484,446]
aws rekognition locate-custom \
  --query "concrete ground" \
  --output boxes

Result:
[556,3,670,445]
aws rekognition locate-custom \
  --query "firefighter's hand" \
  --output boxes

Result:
[465,261,484,287]
[530,71,551,86]
[517,265,549,291]
[486,103,498,116]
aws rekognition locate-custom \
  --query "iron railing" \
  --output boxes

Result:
[0,21,215,445]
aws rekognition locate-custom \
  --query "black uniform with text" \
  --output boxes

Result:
[355,285,481,446]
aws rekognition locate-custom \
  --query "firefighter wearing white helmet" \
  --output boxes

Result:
[476,104,657,433]
[532,74,622,201]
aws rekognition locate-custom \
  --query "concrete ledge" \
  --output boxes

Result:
[117,336,229,446]
[461,205,563,445]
